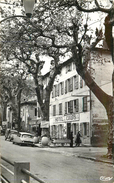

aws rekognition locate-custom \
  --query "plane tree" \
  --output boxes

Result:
[0,2,75,121]
[0,61,35,131]
[56,0,114,158]
[1,0,114,157]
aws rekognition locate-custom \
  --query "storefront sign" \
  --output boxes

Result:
[65,113,79,121]
[54,113,79,123]
[55,117,64,122]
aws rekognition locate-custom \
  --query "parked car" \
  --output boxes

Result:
[12,132,35,146]
[5,129,18,141]
[9,130,18,141]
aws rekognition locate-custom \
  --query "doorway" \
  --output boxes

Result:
[67,123,71,139]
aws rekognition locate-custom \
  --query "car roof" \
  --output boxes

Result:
[19,132,33,135]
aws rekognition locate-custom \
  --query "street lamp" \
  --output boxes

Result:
[0,0,37,23]
[22,0,37,18]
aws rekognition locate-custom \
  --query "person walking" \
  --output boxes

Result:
[75,131,82,147]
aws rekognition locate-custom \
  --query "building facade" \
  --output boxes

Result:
[49,44,113,145]
[21,100,41,134]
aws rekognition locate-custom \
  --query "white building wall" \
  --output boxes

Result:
[49,48,113,145]
[50,61,91,144]
[91,50,113,122]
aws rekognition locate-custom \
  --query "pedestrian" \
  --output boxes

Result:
[75,131,82,147]
[70,131,73,147]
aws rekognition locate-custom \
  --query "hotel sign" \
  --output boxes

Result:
[65,113,79,121]
[55,117,64,122]
[55,113,79,122]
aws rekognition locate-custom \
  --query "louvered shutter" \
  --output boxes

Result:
[87,122,89,136]
[80,123,83,136]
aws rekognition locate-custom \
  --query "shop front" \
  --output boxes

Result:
[50,113,80,140]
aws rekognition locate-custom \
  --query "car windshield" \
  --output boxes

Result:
[22,134,33,138]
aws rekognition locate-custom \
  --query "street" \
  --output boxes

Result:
[0,136,114,183]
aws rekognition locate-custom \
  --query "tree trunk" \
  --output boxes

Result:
[106,101,113,158]
[17,90,22,132]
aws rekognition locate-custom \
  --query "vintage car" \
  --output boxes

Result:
[5,129,18,141]
[12,132,35,146]
[9,130,18,141]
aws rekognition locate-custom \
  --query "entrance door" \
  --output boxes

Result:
[67,123,71,139]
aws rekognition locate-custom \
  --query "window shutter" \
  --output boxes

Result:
[70,77,73,91]
[65,80,67,94]
[87,122,89,136]
[65,102,67,114]
[70,100,73,113]
[58,84,59,96]
[55,85,57,97]
[53,86,55,98]
[80,123,83,136]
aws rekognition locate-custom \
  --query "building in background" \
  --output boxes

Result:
[21,100,41,135]
[49,40,113,146]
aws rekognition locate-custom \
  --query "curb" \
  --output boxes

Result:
[78,155,114,165]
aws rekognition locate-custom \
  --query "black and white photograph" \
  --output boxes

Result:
[0,0,114,182]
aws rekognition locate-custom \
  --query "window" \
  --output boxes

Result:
[68,102,70,113]
[74,75,78,90]
[74,99,79,112]
[83,97,87,112]
[67,78,73,93]
[53,105,56,116]
[80,77,83,88]
[35,108,37,116]
[68,101,73,113]
[83,123,87,136]
[59,103,62,115]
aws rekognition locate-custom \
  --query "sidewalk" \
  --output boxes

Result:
[35,143,114,165]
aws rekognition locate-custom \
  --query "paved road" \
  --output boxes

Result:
[0,136,114,183]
